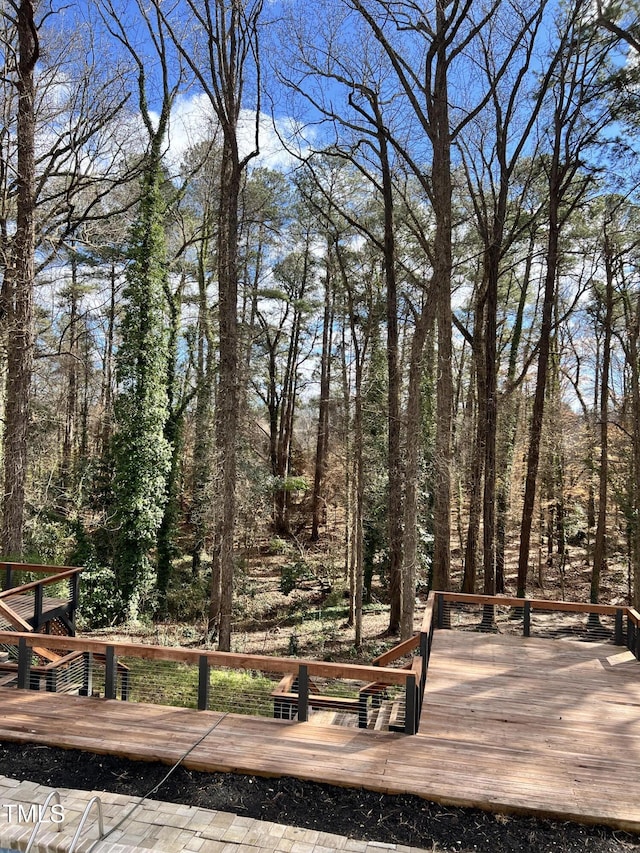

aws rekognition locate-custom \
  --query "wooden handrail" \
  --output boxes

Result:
[0,568,83,600]
[421,593,435,635]
[0,631,411,686]
[0,562,81,576]
[628,608,640,627]
[0,598,32,631]
[0,649,86,674]
[432,590,625,617]
[372,633,420,667]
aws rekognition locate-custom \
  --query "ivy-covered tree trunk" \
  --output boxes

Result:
[157,275,188,608]
[112,161,171,617]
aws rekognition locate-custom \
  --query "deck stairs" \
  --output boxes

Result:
[0,562,84,695]
[306,695,407,731]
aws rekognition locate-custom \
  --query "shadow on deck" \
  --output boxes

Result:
[0,591,639,833]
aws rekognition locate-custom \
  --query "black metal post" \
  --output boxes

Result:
[80,652,93,697]
[2,564,12,592]
[104,646,117,699]
[198,655,210,711]
[615,609,624,646]
[17,638,30,690]
[419,632,428,686]
[297,664,309,722]
[69,572,80,636]
[523,601,531,638]
[437,593,444,629]
[47,668,58,692]
[404,674,417,735]
[34,583,43,628]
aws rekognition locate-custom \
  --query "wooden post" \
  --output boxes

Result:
[523,600,531,637]
[198,655,210,711]
[297,664,309,722]
[17,637,30,690]
[104,646,117,699]
[404,673,417,735]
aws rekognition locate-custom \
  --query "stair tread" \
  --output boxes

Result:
[389,698,406,731]
[374,702,392,731]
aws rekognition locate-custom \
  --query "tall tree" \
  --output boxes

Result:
[101,0,181,615]
[160,0,264,650]
[517,2,612,597]
[1,0,38,555]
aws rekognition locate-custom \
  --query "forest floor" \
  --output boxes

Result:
[6,532,638,852]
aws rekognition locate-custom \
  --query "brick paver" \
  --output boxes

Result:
[0,776,432,853]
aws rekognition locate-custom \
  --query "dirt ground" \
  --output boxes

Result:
[0,740,638,853]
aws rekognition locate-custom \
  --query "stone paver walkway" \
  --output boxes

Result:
[0,776,430,853]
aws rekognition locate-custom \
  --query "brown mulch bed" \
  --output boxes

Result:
[0,741,638,853]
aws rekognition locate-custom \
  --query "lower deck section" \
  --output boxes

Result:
[0,631,638,832]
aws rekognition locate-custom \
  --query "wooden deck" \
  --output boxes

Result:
[0,630,639,832]
[2,593,67,624]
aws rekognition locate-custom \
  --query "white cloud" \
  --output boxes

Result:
[158,92,308,174]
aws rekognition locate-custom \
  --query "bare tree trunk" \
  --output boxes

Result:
[2,0,38,556]
[371,116,403,634]
[625,291,640,608]
[462,301,486,594]
[431,11,453,594]
[516,226,558,598]
[211,143,241,650]
[591,235,614,604]
[496,242,534,593]
[311,239,334,541]
[401,302,435,638]
[61,254,80,490]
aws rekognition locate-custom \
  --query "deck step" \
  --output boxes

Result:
[389,698,405,732]
[309,709,337,726]
[367,705,380,729]
[374,701,392,731]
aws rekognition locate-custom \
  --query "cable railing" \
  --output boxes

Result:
[424,591,629,647]
[0,561,82,634]
[4,591,634,739]
[0,630,423,734]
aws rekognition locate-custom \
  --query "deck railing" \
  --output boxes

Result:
[0,630,423,734]
[0,562,82,634]
[424,591,628,644]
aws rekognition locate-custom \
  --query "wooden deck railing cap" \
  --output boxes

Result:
[0,630,411,685]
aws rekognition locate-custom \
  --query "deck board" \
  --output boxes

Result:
[1,630,640,831]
